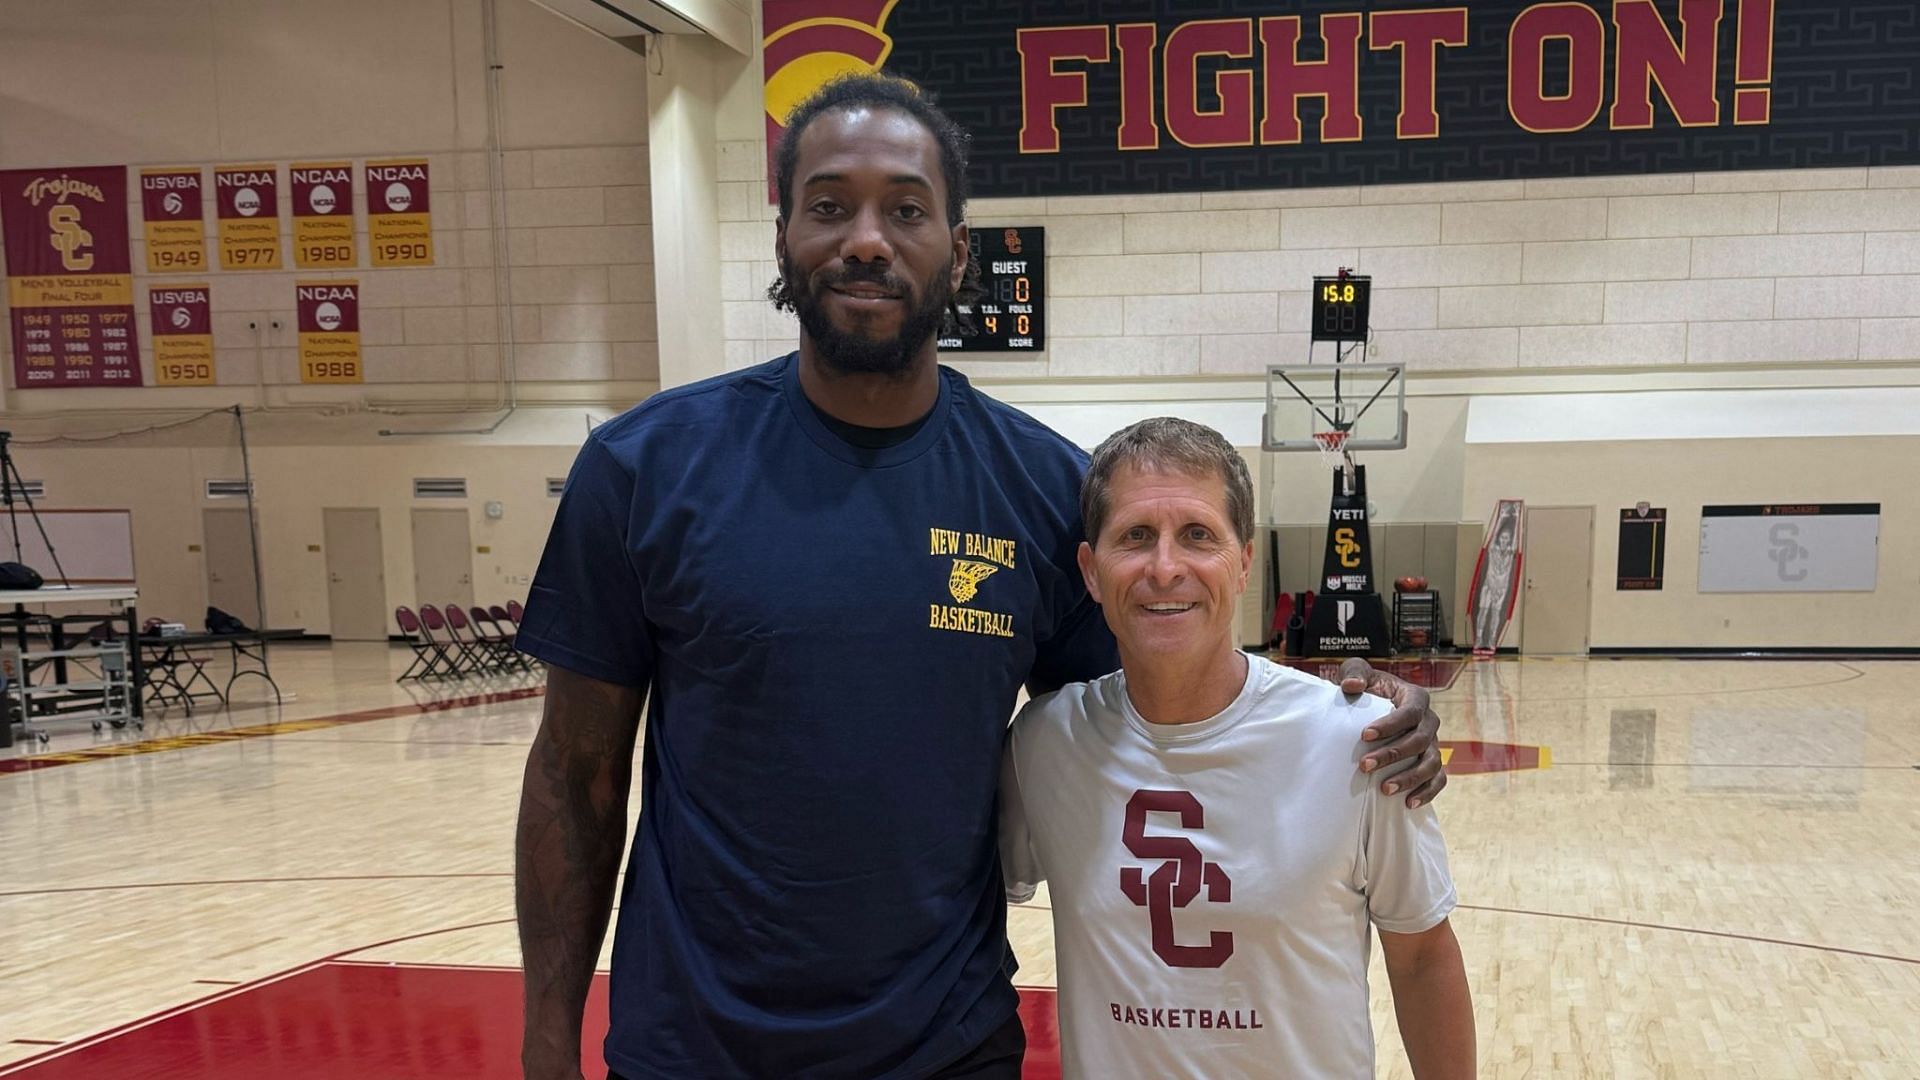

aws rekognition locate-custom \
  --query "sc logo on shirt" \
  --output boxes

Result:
[1120,790,1234,969]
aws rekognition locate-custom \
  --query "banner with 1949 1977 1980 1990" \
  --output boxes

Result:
[0,164,143,388]
[366,159,433,267]
[140,167,207,274]
[214,164,282,271]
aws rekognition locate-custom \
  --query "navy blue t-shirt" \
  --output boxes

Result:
[517,353,1118,1079]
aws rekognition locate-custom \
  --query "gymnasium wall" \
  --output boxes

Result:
[0,0,658,409]
[1466,436,1920,651]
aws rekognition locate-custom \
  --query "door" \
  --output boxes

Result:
[323,508,389,641]
[203,508,263,628]
[1520,506,1594,655]
[410,508,474,611]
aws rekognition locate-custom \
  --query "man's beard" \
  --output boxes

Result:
[786,253,951,377]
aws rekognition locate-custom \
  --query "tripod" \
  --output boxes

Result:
[0,431,70,587]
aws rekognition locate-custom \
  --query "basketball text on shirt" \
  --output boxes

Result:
[929,526,1019,638]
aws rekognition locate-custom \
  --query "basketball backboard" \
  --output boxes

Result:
[1262,363,1407,452]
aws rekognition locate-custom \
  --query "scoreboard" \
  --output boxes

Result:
[944,226,1044,352]
[1310,274,1370,342]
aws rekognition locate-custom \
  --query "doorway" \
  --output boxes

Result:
[323,508,389,641]
[410,508,474,611]
[202,507,263,628]
[1520,505,1594,655]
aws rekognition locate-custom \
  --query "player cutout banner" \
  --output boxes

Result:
[1467,500,1525,656]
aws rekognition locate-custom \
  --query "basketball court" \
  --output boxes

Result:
[5,0,1920,1076]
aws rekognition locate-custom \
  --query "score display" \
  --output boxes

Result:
[1311,274,1371,342]
[943,226,1044,352]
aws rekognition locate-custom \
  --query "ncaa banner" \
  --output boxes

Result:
[291,162,356,269]
[296,279,362,384]
[762,0,1920,198]
[139,168,207,274]
[214,164,282,270]
[365,159,433,266]
[0,165,143,389]
[148,283,214,386]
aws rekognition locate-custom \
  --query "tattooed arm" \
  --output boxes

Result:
[516,665,646,1080]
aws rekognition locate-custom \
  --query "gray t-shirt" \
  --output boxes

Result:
[1001,653,1456,1078]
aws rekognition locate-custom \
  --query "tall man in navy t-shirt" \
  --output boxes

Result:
[513,74,1450,1080]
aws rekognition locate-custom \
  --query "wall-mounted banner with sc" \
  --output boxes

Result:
[296,279,362,384]
[0,164,143,388]
[140,168,207,273]
[148,283,214,386]
[1698,503,1879,593]
[291,162,356,269]
[214,164,282,270]
[365,159,432,266]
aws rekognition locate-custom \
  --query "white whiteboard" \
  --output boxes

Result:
[0,509,136,584]
[1697,504,1879,593]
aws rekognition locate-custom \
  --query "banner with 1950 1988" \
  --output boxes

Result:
[1,164,143,388]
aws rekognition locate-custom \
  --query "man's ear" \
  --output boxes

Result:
[1237,538,1254,594]
[949,221,969,292]
[775,215,788,263]
[1076,540,1101,606]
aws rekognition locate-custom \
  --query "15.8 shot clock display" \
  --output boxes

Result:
[943,226,1044,352]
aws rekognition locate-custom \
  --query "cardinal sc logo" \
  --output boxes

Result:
[948,559,999,604]
[1334,527,1361,569]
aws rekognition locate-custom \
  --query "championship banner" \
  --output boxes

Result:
[139,168,207,274]
[763,0,1920,198]
[291,162,356,269]
[214,164,281,270]
[365,159,433,266]
[0,165,143,388]
[296,279,362,384]
[148,283,214,386]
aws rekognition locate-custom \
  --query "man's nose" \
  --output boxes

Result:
[839,203,895,265]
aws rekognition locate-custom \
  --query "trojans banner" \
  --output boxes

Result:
[762,0,1920,198]
[214,164,282,270]
[140,167,207,274]
[148,283,214,387]
[296,279,362,384]
[365,159,433,266]
[291,162,356,269]
[0,164,143,388]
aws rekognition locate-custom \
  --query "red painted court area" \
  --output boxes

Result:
[0,961,1062,1079]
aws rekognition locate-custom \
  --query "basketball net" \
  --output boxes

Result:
[1314,431,1357,495]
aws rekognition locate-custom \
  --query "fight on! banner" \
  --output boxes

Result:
[763,0,1920,198]
[296,279,362,384]
[140,167,207,274]
[291,162,356,269]
[214,164,282,270]
[0,165,143,388]
[148,283,214,386]
[365,159,432,266]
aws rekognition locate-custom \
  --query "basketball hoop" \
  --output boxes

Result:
[1313,430,1349,471]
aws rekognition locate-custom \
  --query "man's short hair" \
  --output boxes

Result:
[1082,417,1255,546]
[772,72,972,229]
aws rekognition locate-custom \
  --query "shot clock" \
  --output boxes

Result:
[943,226,1044,352]
[1311,274,1371,342]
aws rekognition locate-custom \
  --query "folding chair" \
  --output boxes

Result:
[419,604,486,677]
[396,606,460,680]
[444,604,507,675]
[472,606,531,672]
[505,599,527,626]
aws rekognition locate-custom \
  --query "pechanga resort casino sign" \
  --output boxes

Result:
[762,1,1920,198]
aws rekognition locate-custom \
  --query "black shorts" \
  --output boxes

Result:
[607,1010,1026,1080]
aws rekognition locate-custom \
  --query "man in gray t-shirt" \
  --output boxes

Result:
[1001,417,1475,1078]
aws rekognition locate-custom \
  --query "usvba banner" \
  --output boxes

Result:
[149,283,215,387]
[762,0,1920,197]
[0,165,143,388]
[140,167,207,274]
